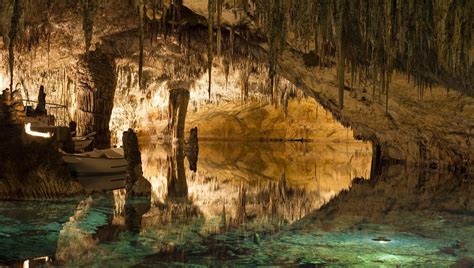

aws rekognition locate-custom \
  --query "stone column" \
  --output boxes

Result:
[167,81,190,143]
[76,50,117,149]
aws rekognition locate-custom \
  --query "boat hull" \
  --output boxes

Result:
[62,148,128,191]
[62,155,128,175]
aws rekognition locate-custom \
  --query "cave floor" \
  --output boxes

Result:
[0,141,472,267]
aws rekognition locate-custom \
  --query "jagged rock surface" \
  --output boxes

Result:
[76,50,117,149]
[0,127,84,200]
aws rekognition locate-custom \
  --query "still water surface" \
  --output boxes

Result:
[0,141,473,266]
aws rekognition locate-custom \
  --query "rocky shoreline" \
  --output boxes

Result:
[0,125,85,200]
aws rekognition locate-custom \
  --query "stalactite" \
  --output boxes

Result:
[80,0,95,53]
[336,0,347,109]
[267,0,286,104]
[230,26,235,58]
[216,0,222,56]
[8,0,22,94]
[138,0,144,90]
[207,0,215,100]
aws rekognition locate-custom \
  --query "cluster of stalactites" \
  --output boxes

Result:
[251,0,473,100]
[131,0,184,89]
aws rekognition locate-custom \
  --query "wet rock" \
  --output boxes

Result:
[122,128,151,197]
[0,126,84,200]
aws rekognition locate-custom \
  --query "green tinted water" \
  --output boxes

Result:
[0,142,472,266]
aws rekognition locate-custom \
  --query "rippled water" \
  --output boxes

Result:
[1,141,473,266]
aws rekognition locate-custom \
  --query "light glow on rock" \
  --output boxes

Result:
[0,72,8,90]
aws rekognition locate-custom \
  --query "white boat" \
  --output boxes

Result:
[62,148,128,177]
[72,132,96,152]
[73,138,93,152]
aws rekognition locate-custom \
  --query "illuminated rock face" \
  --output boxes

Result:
[167,87,190,142]
[0,0,471,172]
[76,50,117,148]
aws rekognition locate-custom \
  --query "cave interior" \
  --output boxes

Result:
[0,0,473,266]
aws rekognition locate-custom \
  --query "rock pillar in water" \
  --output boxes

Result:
[76,50,117,149]
[167,83,190,143]
[122,128,151,196]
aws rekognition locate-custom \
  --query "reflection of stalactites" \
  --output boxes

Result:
[166,147,188,201]
[113,189,126,226]
[277,172,287,202]
[236,184,246,225]
[219,202,227,232]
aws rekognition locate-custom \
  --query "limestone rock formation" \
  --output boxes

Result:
[167,86,190,143]
[76,50,117,149]
[0,127,84,200]
[122,128,151,196]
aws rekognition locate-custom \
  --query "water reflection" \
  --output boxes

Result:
[142,141,372,227]
[2,140,472,266]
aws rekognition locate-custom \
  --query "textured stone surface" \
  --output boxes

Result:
[0,127,84,200]
[0,1,471,173]
[123,128,151,196]
[76,50,117,149]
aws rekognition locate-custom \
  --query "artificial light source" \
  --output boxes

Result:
[372,236,391,244]
[25,123,53,138]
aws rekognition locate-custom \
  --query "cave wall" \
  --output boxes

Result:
[276,49,474,172]
[0,0,472,173]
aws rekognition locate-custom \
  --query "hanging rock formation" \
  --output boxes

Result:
[76,50,117,149]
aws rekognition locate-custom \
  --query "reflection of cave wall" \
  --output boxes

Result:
[304,165,474,229]
[140,141,372,231]
[76,50,117,148]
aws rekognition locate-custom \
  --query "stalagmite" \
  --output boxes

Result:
[185,127,198,172]
[123,128,151,196]
[75,50,117,148]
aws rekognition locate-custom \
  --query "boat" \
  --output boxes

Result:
[61,148,128,177]
[62,148,128,192]
[72,132,96,152]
